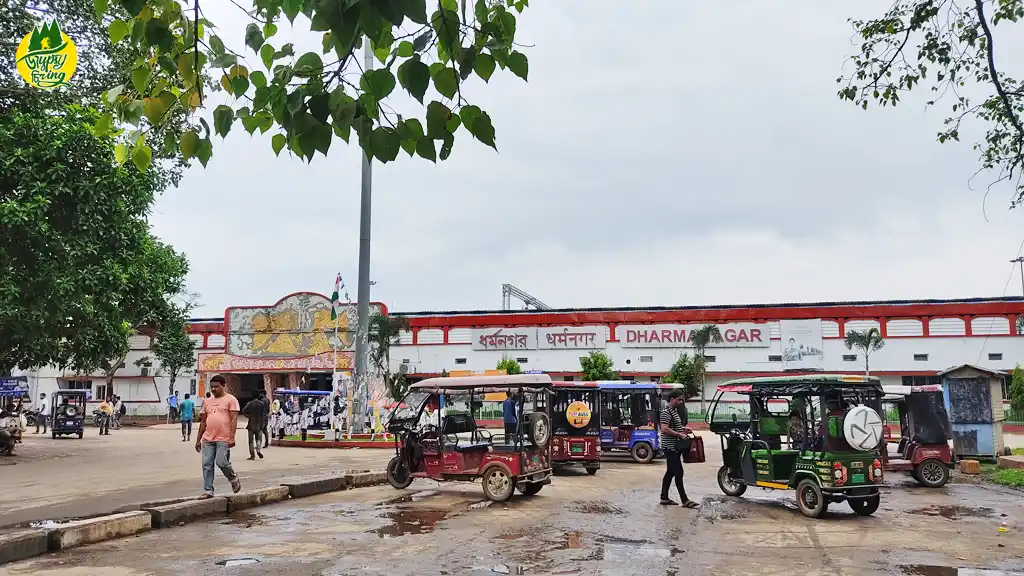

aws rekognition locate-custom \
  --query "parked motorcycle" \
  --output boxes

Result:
[92,410,104,428]
[23,408,39,427]
[0,410,22,456]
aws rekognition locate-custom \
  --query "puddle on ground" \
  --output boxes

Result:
[368,508,448,539]
[697,495,748,523]
[906,505,995,520]
[899,565,1024,576]
[564,501,626,515]
[375,490,442,507]
[215,557,261,567]
[219,512,264,528]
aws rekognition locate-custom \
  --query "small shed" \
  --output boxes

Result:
[938,364,1005,460]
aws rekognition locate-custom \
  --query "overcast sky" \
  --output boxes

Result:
[148,1,1024,319]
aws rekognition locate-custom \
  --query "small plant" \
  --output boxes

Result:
[495,354,522,375]
[844,328,885,376]
[662,353,701,400]
[580,351,617,381]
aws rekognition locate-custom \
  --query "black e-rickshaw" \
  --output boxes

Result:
[551,381,602,475]
[51,390,87,438]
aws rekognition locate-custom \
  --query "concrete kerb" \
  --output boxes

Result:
[280,474,350,498]
[0,530,48,565]
[144,497,227,529]
[225,486,291,512]
[47,511,151,551]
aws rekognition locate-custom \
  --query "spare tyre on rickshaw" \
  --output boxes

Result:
[707,375,886,519]
[551,381,601,475]
[385,374,554,502]
[870,385,954,488]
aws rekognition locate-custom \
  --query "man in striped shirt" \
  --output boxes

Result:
[660,390,697,507]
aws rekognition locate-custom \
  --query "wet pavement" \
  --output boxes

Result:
[1,449,1022,576]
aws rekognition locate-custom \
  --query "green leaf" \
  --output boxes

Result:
[260,45,275,70]
[108,19,129,44]
[118,0,145,16]
[94,0,108,19]
[93,113,112,136]
[397,41,414,58]
[467,109,495,148]
[474,53,495,82]
[130,66,150,93]
[322,32,333,54]
[250,70,267,89]
[397,58,430,103]
[104,84,124,105]
[370,127,401,163]
[142,93,174,123]
[144,19,173,52]
[211,53,237,68]
[459,48,477,81]
[295,52,324,77]
[177,53,198,86]
[196,138,213,167]
[114,143,129,164]
[131,144,152,172]
[245,23,264,53]
[407,0,428,23]
[432,67,458,99]
[459,104,480,131]
[231,76,250,98]
[212,105,234,137]
[416,137,436,162]
[264,23,278,38]
[271,134,287,156]
[210,35,227,55]
[439,133,454,160]
[180,130,199,160]
[360,69,396,99]
[122,99,144,125]
[426,101,451,138]
[282,0,302,22]
[446,113,461,134]
[412,30,432,52]
[400,137,416,157]
[507,50,528,80]
[398,118,425,140]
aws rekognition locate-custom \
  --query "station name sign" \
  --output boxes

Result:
[471,326,607,351]
[618,323,768,348]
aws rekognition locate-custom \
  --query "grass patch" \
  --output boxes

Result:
[979,462,1024,488]
[1011,447,1024,456]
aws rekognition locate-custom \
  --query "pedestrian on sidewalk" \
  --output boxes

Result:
[195,376,241,498]
[112,395,123,429]
[241,394,266,460]
[34,393,49,434]
[167,390,179,423]
[259,391,271,449]
[180,393,195,441]
[98,397,113,435]
[659,390,697,508]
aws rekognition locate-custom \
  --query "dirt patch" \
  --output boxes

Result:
[367,508,449,539]
[564,500,626,515]
[906,505,995,520]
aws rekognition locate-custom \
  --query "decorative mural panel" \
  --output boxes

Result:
[225,293,383,357]
[197,352,354,373]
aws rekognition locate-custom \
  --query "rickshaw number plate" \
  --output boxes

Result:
[852,473,865,483]
[570,444,584,454]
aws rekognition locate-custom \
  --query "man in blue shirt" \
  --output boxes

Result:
[503,391,517,443]
[179,393,195,442]
[167,391,179,422]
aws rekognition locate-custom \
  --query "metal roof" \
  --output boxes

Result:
[936,364,1007,377]
[410,374,553,392]
[722,374,881,386]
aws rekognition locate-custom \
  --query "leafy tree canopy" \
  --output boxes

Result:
[580,351,617,382]
[86,0,531,171]
[369,311,410,400]
[662,353,701,400]
[150,312,197,392]
[0,106,189,374]
[1010,364,1024,412]
[495,353,521,375]
[839,0,1024,206]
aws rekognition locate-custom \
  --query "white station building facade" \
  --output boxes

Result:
[13,295,1024,416]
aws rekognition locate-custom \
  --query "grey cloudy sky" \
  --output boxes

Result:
[148,1,1024,318]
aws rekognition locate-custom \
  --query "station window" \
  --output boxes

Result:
[988,353,1003,361]
[913,354,929,361]
[768,355,782,362]
[454,358,467,364]
[704,356,716,363]
[842,354,857,362]
[516,357,528,364]
[640,355,653,363]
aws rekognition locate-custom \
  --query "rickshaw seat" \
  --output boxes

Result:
[441,413,477,435]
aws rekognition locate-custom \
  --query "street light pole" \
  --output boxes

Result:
[1011,256,1024,297]
[352,38,374,434]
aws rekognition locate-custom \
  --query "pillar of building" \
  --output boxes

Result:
[287,372,300,389]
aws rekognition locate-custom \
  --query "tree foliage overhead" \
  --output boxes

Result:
[369,311,410,400]
[1010,364,1024,412]
[0,107,189,374]
[495,353,521,375]
[150,313,196,394]
[839,0,1024,206]
[1,0,196,181]
[579,351,617,382]
[91,0,531,171]
[662,353,701,400]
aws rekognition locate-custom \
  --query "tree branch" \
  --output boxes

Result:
[974,0,1024,141]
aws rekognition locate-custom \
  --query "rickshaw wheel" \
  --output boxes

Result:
[51,431,56,439]
[631,442,654,464]
[848,494,880,516]
[915,459,949,488]
[517,482,543,496]
[482,467,515,502]
[795,479,826,518]
[717,466,746,497]
[77,431,83,439]
[586,467,598,476]
[386,456,414,490]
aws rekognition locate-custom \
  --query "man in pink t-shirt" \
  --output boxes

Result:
[195,375,241,497]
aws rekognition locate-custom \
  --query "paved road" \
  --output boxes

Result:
[0,426,391,528]
[2,436,1022,575]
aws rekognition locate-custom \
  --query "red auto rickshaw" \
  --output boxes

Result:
[551,381,601,475]
[876,385,954,487]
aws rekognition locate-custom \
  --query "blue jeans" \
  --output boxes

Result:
[201,440,237,494]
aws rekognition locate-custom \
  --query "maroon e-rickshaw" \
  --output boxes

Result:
[385,374,554,502]
[876,385,954,487]
[551,381,601,475]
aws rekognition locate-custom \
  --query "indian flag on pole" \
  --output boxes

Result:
[330,274,343,321]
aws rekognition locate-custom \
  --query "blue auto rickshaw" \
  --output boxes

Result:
[51,389,86,439]
[597,381,661,463]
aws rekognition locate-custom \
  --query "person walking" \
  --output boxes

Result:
[179,393,195,442]
[195,376,241,498]
[659,390,697,508]
[241,395,266,460]
[502,391,517,444]
[259,391,271,449]
[34,392,49,434]
[166,391,179,423]
[97,397,114,435]
[111,396,123,429]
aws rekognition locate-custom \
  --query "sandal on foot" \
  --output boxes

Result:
[659,498,678,506]
[230,477,242,493]
[197,493,213,500]
[681,500,699,509]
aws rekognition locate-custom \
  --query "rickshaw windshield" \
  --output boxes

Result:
[389,391,429,421]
